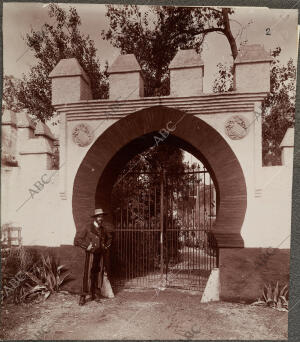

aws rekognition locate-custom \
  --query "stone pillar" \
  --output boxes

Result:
[234,44,273,93]
[19,122,55,169]
[16,109,35,155]
[169,49,204,97]
[1,109,18,166]
[280,127,294,165]
[49,58,92,105]
[19,140,54,169]
[108,54,144,100]
[35,121,56,149]
[1,167,16,224]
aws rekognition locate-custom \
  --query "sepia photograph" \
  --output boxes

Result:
[1,1,299,340]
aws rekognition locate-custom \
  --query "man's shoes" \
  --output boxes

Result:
[79,295,86,306]
[91,292,102,302]
[95,296,102,303]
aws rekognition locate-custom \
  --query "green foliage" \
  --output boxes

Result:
[2,76,25,113]
[24,254,70,301]
[212,63,234,93]
[251,282,289,311]
[1,247,70,304]
[1,247,39,303]
[2,4,108,122]
[111,144,185,210]
[102,5,237,96]
[262,48,296,165]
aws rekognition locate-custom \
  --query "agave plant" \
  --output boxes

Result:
[1,248,71,304]
[252,282,289,311]
[22,254,70,301]
[1,246,39,304]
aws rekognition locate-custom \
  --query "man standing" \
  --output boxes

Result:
[74,208,114,306]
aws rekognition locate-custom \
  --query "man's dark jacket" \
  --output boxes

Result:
[74,221,114,253]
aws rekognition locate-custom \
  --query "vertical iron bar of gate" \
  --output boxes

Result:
[166,175,169,285]
[126,189,129,283]
[198,167,201,289]
[154,186,156,284]
[174,175,178,285]
[135,188,137,283]
[199,169,202,288]
[143,187,146,284]
[130,192,132,283]
[121,178,124,284]
[160,171,164,283]
[171,175,173,284]
[209,176,212,270]
[193,166,196,288]
[148,187,150,284]
[204,168,207,277]
[129,190,131,283]
[142,190,144,284]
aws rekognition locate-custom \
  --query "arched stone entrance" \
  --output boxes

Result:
[72,106,246,248]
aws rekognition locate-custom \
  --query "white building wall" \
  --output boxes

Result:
[2,109,294,248]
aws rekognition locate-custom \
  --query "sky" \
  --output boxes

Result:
[3,3,299,94]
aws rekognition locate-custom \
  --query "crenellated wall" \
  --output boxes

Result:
[1,109,62,245]
[1,45,294,251]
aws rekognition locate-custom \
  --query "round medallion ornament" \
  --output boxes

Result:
[225,115,249,140]
[72,123,94,147]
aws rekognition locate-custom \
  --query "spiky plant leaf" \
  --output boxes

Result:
[44,291,51,299]
[280,295,288,308]
[58,273,71,286]
[25,272,43,285]
[262,290,267,302]
[274,281,279,303]
[279,284,288,297]
[277,298,282,309]
[266,284,273,303]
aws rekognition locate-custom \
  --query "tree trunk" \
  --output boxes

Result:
[222,8,238,60]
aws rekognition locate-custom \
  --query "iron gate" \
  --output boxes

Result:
[110,164,218,291]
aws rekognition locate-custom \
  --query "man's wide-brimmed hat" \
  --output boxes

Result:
[91,208,108,217]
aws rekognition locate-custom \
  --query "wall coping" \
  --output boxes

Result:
[53,91,268,107]
[52,92,268,121]
[234,44,273,65]
[19,139,54,155]
[35,121,56,141]
[2,109,17,127]
[17,109,35,129]
[49,58,90,85]
[108,54,142,74]
[169,49,204,69]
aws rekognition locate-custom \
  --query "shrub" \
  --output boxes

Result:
[23,254,70,301]
[1,248,70,304]
[251,282,289,311]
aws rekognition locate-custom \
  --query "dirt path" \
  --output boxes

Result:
[1,289,288,340]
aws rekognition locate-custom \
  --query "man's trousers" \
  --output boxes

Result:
[81,250,111,296]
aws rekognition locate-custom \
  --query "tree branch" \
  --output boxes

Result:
[171,27,225,41]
